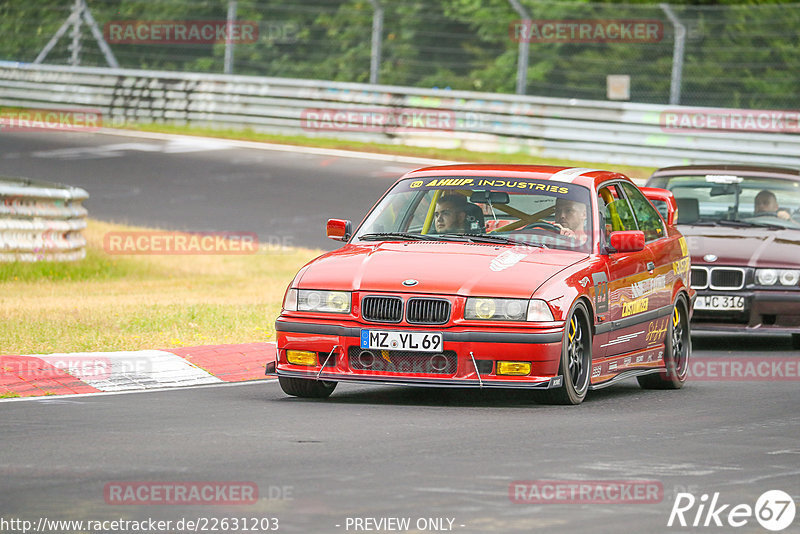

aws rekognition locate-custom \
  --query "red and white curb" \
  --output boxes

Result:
[0,342,276,399]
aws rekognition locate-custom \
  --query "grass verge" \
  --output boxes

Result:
[0,220,321,355]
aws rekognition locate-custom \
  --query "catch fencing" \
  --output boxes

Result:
[3,0,798,109]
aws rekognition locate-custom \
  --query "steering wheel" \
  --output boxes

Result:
[522,221,561,232]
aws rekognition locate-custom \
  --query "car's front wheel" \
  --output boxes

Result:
[638,295,690,389]
[536,301,592,405]
[278,376,337,398]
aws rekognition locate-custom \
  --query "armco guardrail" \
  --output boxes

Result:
[0,177,88,262]
[1,62,799,168]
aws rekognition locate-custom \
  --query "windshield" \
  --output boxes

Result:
[354,176,594,252]
[658,174,800,229]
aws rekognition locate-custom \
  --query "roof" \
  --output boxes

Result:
[650,164,800,180]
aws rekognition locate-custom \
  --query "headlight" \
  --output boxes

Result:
[755,269,800,287]
[779,269,800,286]
[465,298,553,322]
[296,290,351,313]
[756,269,778,286]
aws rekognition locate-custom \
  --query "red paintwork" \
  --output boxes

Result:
[276,165,695,389]
[610,230,645,253]
[297,242,586,298]
[640,187,678,226]
[326,218,349,240]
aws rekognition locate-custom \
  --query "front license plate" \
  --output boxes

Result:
[694,295,745,311]
[360,330,443,352]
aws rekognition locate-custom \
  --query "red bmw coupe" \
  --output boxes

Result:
[269,165,695,404]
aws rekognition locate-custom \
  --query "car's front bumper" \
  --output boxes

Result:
[276,369,563,389]
[274,318,565,389]
[692,290,800,334]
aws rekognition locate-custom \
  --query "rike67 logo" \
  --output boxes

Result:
[668,490,796,531]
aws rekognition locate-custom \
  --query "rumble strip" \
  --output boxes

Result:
[0,343,276,399]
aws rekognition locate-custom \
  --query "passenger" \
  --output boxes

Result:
[434,194,469,233]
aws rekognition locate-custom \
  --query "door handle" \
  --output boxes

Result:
[647,261,655,271]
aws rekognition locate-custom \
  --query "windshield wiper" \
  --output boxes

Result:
[359,232,548,246]
[717,219,786,230]
[440,233,545,247]
[358,232,439,241]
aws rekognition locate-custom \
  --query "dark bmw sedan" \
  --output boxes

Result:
[646,165,800,349]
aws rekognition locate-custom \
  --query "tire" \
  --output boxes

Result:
[792,334,800,351]
[638,296,690,390]
[278,376,337,398]
[537,301,592,405]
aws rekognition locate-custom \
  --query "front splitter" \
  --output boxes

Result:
[276,369,562,389]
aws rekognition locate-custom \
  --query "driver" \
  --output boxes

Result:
[553,198,588,242]
[753,190,790,220]
[434,194,469,233]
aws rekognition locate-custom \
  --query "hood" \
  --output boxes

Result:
[679,225,800,268]
[297,242,587,298]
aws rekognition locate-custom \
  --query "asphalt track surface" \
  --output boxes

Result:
[2,131,799,533]
[0,130,425,250]
[2,335,798,533]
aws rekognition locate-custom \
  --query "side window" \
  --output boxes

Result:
[621,183,666,242]
[598,184,638,246]
[407,190,435,230]
[368,190,432,233]
[598,184,639,225]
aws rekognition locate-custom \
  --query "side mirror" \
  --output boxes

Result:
[640,187,677,226]
[326,219,352,241]
[609,230,645,253]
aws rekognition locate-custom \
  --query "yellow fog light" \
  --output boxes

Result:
[286,350,317,366]
[327,292,350,312]
[473,298,496,319]
[497,361,531,376]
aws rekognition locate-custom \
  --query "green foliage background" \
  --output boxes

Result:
[1,0,798,108]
